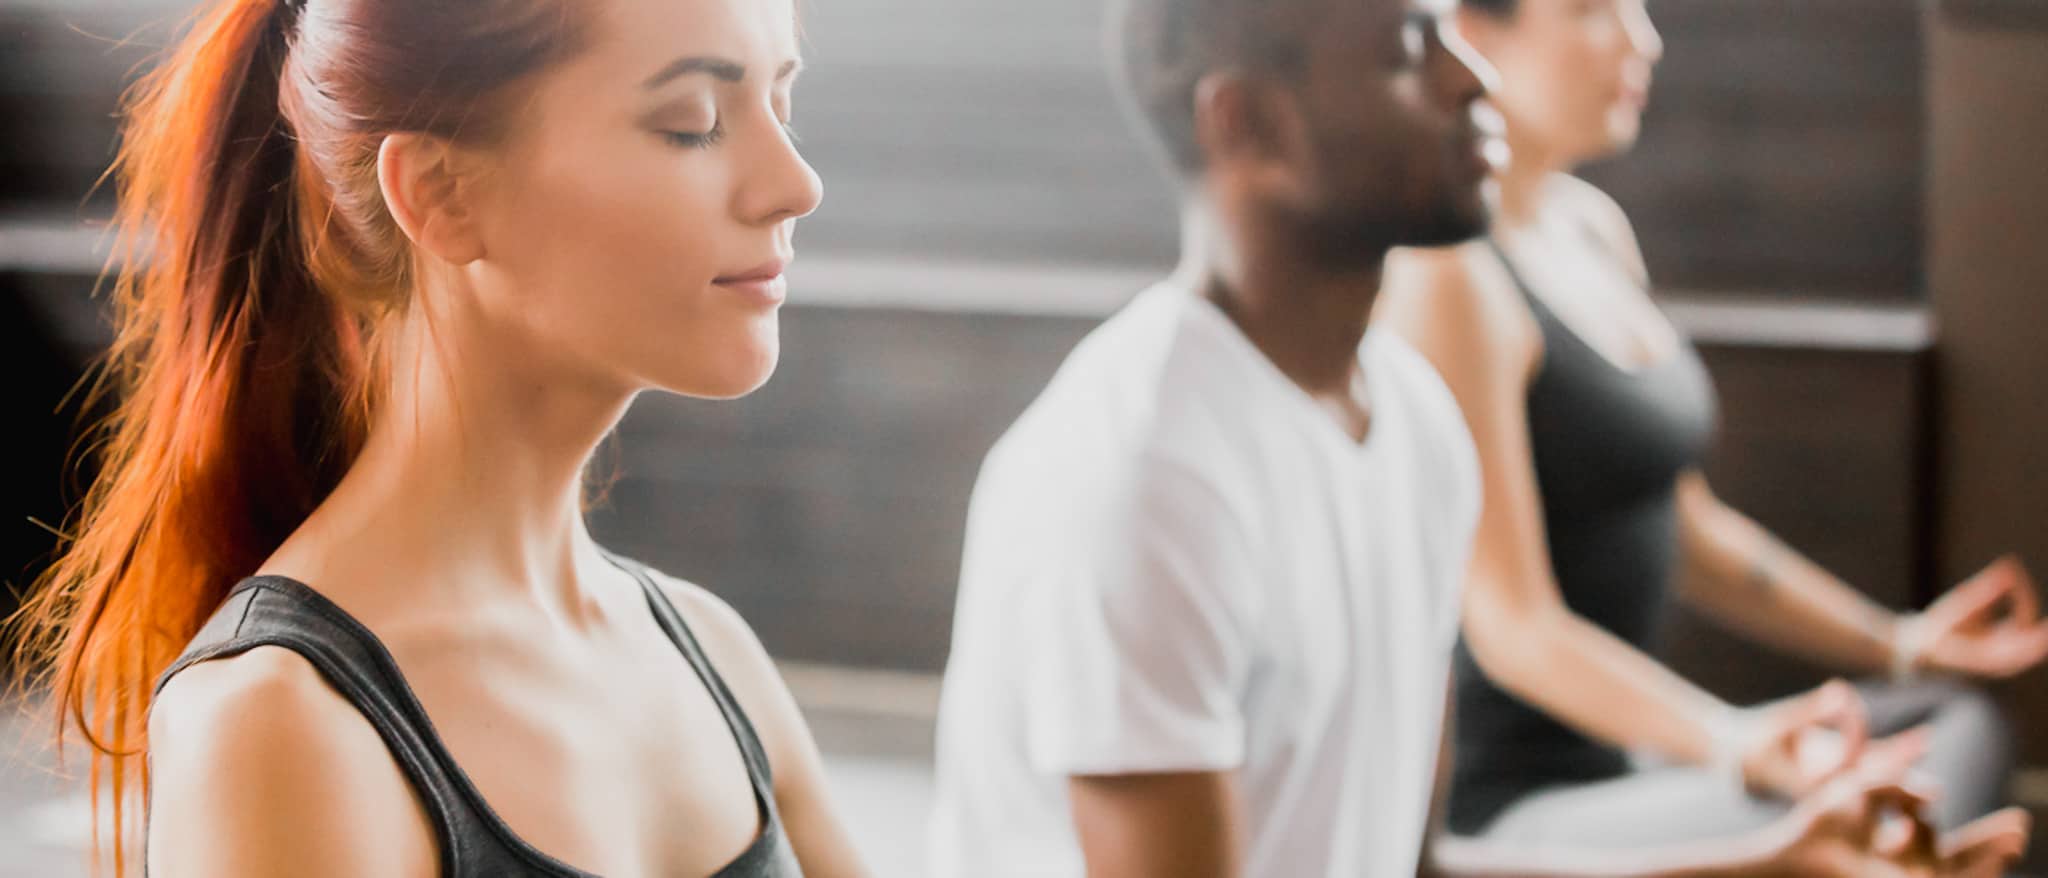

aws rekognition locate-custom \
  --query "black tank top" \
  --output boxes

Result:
[1446,236,1718,835]
[150,555,803,877]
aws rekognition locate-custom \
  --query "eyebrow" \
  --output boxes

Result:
[642,56,804,90]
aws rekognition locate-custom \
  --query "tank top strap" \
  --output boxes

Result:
[608,556,803,877]
[605,554,779,797]
[1568,211,1651,289]
[1481,235,1565,327]
[1485,212,1648,305]
[151,563,798,876]
[151,576,512,875]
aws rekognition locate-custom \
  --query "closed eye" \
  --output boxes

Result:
[660,124,726,149]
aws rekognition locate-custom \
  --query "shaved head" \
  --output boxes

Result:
[1109,0,1324,174]
[1109,0,1497,260]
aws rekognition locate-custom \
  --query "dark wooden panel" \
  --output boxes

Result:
[1581,0,1924,299]
[1939,0,2048,29]
[1927,0,2048,835]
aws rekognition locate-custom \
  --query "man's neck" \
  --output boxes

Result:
[1176,200,1385,400]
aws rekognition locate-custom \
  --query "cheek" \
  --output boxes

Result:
[521,131,728,280]
[1504,42,1609,143]
[1565,36,1627,105]
[1319,104,1439,215]
[488,131,736,319]
[474,129,774,394]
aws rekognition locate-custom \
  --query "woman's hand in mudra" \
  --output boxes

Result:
[1736,680,1930,802]
[1914,555,2048,680]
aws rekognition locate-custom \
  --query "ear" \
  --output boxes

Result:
[376,133,486,266]
[1193,72,1284,169]
[1191,70,1314,196]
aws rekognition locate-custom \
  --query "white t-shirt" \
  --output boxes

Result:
[927,282,1481,878]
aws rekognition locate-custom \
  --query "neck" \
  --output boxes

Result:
[1493,130,1573,233]
[282,288,633,622]
[1175,197,1383,398]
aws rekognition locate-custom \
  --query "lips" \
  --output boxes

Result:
[711,257,792,307]
[714,258,788,285]
[1619,71,1654,108]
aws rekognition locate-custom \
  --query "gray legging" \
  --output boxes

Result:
[1472,680,2014,847]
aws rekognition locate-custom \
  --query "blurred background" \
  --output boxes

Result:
[4,0,2047,874]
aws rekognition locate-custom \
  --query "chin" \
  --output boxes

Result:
[1601,113,1646,155]
[705,346,781,399]
[655,335,781,400]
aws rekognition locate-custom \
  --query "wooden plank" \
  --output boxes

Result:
[1927,1,2048,828]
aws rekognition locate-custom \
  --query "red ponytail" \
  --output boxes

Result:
[6,0,584,870]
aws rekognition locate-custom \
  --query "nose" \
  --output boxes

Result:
[1622,0,1664,65]
[739,115,824,227]
[1432,16,1500,111]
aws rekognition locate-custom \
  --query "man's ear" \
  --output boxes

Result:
[376,133,487,266]
[1192,70,1314,197]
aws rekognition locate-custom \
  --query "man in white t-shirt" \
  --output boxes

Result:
[929,273,1482,877]
[927,0,1985,874]
[929,0,1491,870]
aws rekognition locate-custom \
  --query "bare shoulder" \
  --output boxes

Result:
[636,568,871,876]
[645,571,779,691]
[641,569,811,777]
[1380,240,1540,373]
[1382,241,1527,327]
[1551,174,1649,276]
[1551,175,1633,238]
[149,646,432,877]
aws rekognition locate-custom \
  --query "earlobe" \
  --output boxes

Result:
[1195,72,1311,198]
[375,133,487,265]
[1196,72,1286,172]
[1193,72,1264,168]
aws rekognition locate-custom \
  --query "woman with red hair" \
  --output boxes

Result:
[8,0,866,874]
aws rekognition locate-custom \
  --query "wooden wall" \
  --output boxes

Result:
[793,0,1932,297]
[1582,0,1926,299]
[5,0,1930,298]
[1927,0,2048,801]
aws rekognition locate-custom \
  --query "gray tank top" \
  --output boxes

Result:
[151,555,803,877]
[1446,235,1719,835]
